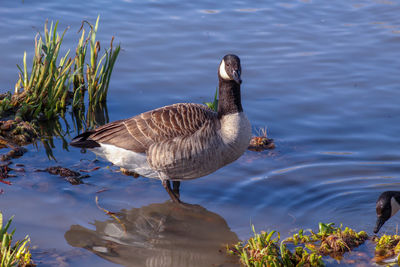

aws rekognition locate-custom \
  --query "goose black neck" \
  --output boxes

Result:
[217,79,243,118]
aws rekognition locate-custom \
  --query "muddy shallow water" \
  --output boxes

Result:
[1,0,400,266]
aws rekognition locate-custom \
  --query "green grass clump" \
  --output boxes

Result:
[373,234,400,264]
[1,21,72,121]
[228,223,368,267]
[227,227,282,266]
[280,244,324,267]
[227,225,324,267]
[318,225,368,257]
[204,87,218,112]
[72,16,120,112]
[286,223,368,259]
[0,15,119,126]
[0,212,33,267]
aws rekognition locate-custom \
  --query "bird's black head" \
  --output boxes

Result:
[374,191,400,234]
[218,54,242,84]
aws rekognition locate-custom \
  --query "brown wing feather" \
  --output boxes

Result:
[87,103,217,153]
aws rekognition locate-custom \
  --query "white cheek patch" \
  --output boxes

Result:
[391,197,400,217]
[219,59,230,80]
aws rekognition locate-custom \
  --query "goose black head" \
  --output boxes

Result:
[218,54,242,84]
[374,191,400,233]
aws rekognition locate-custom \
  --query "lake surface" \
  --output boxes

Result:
[1,0,400,266]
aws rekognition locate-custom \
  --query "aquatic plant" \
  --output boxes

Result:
[373,234,400,264]
[204,87,218,112]
[85,102,109,130]
[227,225,324,267]
[0,16,118,159]
[72,26,87,104]
[72,16,120,112]
[248,127,275,151]
[228,223,368,267]
[227,227,282,266]
[86,17,120,108]
[286,223,368,259]
[280,244,324,267]
[0,15,119,126]
[0,212,33,267]
[0,21,72,121]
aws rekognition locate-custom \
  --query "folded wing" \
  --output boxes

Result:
[70,103,217,153]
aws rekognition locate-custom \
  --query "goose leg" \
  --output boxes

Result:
[172,181,180,198]
[162,180,181,203]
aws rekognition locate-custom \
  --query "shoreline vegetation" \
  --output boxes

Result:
[0,15,119,150]
[0,16,120,265]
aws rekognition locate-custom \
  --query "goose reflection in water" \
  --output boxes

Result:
[65,202,239,267]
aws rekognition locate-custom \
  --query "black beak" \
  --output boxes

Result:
[374,216,387,233]
[233,70,242,84]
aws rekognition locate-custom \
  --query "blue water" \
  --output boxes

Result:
[1,0,400,266]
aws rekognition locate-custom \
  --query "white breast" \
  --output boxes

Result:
[219,112,252,164]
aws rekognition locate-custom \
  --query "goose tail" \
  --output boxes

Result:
[70,131,100,148]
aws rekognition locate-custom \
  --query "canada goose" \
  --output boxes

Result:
[70,54,251,203]
[374,191,400,233]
